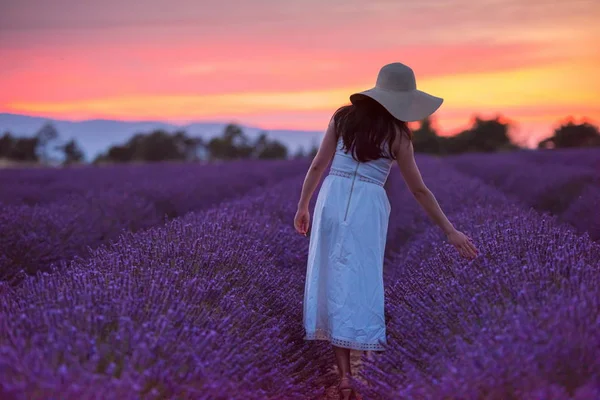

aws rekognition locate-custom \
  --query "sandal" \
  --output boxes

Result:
[337,376,356,400]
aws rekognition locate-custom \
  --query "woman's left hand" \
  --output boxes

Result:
[294,207,310,236]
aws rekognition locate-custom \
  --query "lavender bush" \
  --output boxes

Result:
[0,159,309,282]
[514,147,600,170]
[562,185,600,241]
[446,151,600,239]
[1,176,330,399]
[383,154,508,259]
[0,160,308,207]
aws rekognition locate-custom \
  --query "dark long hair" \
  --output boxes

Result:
[333,96,412,162]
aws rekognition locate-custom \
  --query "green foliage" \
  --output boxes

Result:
[538,120,600,149]
[95,130,204,163]
[205,124,289,160]
[0,122,61,164]
[0,131,40,162]
[252,132,288,160]
[96,124,289,164]
[207,124,254,160]
[445,116,516,154]
[35,122,60,163]
[4,115,599,166]
[56,139,85,165]
[412,117,441,154]
[413,115,518,154]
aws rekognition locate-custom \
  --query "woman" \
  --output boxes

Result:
[293,62,478,399]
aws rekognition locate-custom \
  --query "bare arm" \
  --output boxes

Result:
[392,131,456,236]
[391,130,478,259]
[297,118,338,210]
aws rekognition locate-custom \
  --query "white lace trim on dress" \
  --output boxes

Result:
[304,328,386,351]
[329,168,384,186]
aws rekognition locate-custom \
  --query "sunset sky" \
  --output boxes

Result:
[2,0,599,147]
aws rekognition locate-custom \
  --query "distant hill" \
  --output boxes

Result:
[0,113,324,162]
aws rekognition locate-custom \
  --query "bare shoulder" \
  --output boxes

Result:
[391,124,413,160]
[391,124,427,194]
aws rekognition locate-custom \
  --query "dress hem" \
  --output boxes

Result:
[304,328,386,351]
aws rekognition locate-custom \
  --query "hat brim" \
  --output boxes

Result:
[349,88,443,122]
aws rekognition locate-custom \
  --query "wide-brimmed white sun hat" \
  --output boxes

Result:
[349,62,443,122]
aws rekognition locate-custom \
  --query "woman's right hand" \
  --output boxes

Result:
[447,229,478,259]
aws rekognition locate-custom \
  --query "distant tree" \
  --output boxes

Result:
[439,116,519,154]
[10,137,40,162]
[206,124,289,160]
[538,120,600,149]
[412,116,441,154]
[132,130,183,161]
[35,122,60,163]
[106,145,134,163]
[252,132,269,158]
[207,123,253,160]
[226,124,252,147]
[469,116,515,152]
[251,131,288,159]
[439,128,476,154]
[56,139,85,165]
[258,141,287,159]
[0,131,40,162]
[94,129,204,163]
[173,130,204,161]
[0,132,14,159]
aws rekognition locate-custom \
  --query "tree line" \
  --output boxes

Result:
[412,116,600,154]
[0,123,84,165]
[1,116,598,166]
[93,124,292,164]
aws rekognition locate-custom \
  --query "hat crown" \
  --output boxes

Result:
[375,63,416,92]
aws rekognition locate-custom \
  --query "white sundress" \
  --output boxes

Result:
[303,136,394,351]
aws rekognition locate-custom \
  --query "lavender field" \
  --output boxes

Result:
[0,159,310,283]
[1,147,599,399]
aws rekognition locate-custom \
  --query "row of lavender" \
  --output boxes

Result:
[445,148,600,241]
[513,146,600,170]
[356,159,600,399]
[0,160,304,207]
[0,174,333,399]
[2,153,598,398]
[0,159,310,283]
